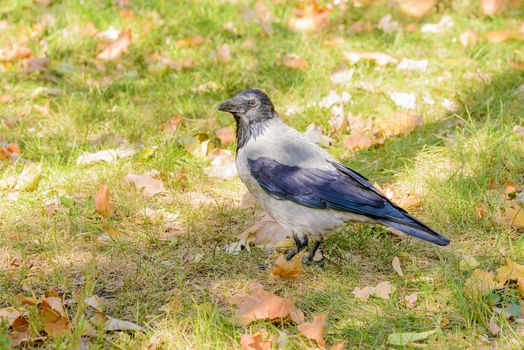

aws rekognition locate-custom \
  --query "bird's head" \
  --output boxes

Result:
[217,89,275,124]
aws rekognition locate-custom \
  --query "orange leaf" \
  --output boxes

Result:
[343,131,374,150]
[459,29,478,47]
[215,126,235,146]
[396,0,438,18]
[175,35,204,49]
[94,185,115,218]
[509,60,524,71]
[97,29,131,61]
[271,254,302,278]
[332,341,346,350]
[481,0,506,15]
[230,284,305,325]
[475,203,487,219]
[282,54,309,69]
[378,111,423,137]
[240,332,272,350]
[297,314,327,347]
[288,1,329,34]
[237,216,291,248]
[485,29,516,43]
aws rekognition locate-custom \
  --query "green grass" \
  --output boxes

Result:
[1,0,524,348]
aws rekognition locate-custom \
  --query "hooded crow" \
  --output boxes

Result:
[218,89,450,263]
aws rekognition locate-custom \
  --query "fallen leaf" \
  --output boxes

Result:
[396,0,438,18]
[485,30,516,44]
[352,286,375,301]
[84,295,105,310]
[240,332,272,350]
[392,256,404,277]
[513,125,524,138]
[378,111,422,136]
[388,92,417,109]
[343,51,398,66]
[404,293,418,307]
[319,90,351,108]
[93,311,144,332]
[175,35,204,49]
[0,307,28,330]
[253,0,275,35]
[282,54,309,69]
[374,281,394,299]
[481,0,506,15]
[330,68,353,85]
[125,174,167,198]
[420,15,454,33]
[343,131,374,150]
[378,15,400,33]
[387,330,437,346]
[460,29,478,47]
[16,294,37,306]
[332,341,346,350]
[496,258,524,285]
[464,269,499,297]
[163,115,183,133]
[215,44,232,63]
[77,148,137,165]
[215,126,235,146]
[397,58,428,71]
[504,205,524,230]
[509,60,524,71]
[505,180,517,196]
[97,29,131,61]
[517,277,524,297]
[94,185,115,218]
[179,137,209,158]
[230,284,305,325]
[204,149,237,179]
[303,123,334,146]
[288,1,329,34]
[0,43,32,62]
[297,314,327,347]
[475,203,488,219]
[0,143,20,161]
[271,254,302,278]
[39,296,70,336]
[237,216,291,248]
[14,163,42,192]
[459,256,479,271]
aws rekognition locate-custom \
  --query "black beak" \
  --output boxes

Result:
[217,98,240,113]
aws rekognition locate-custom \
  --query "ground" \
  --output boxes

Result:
[1,0,524,349]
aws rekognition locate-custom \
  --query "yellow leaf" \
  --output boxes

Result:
[504,205,524,230]
[14,163,42,192]
[516,277,524,297]
[459,256,479,271]
[297,314,327,347]
[464,269,498,297]
[496,258,524,285]
[271,254,302,278]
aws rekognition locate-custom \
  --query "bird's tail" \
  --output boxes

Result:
[378,215,450,246]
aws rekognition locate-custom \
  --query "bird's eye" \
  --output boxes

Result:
[248,99,257,107]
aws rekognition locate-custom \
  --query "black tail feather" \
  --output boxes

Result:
[378,219,450,246]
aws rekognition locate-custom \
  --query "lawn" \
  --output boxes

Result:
[1,0,524,349]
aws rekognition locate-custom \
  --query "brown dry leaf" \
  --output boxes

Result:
[39,296,70,336]
[464,269,499,297]
[332,341,346,350]
[396,0,438,18]
[125,174,167,198]
[93,310,144,332]
[509,60,524,71]
[97,29,131,61]
[475,203,488,219]
[176,35,204,49]
[343,131,374,150]
[481,0,506,15]
[288,1,329,34]
[374,281,394,299]
[297,314,327,347]
[33,100,49,115]
[17,294,37,306]
[485,30,517,44]
[496,258,524,285]
[216,44,231,63]
[240,332,272,350]
[0,143,20,161]
[0,43,32,62]
[237,216,291,248]
[0,307,29,330]
[352,286,375,301]
[163,115,183,133]
[271,254,302,278]
[459,29,478,47]
[94,185,115,218]
[254,0,275,35]
[230,284,305,325]
[343,51,398,66]
[378,111,423,137]
[215,126,235,146]
[282,54,309,69]
[504,180,517,195]
[179,136,209,158]
[392,256,404,277]
[504,205,524,230]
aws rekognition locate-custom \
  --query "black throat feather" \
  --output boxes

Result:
[235,113,274,151]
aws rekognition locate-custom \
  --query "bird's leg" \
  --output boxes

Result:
[285,233,308,261]
[302,239,323,265]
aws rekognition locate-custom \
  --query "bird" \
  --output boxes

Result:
[217,89,450,264]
